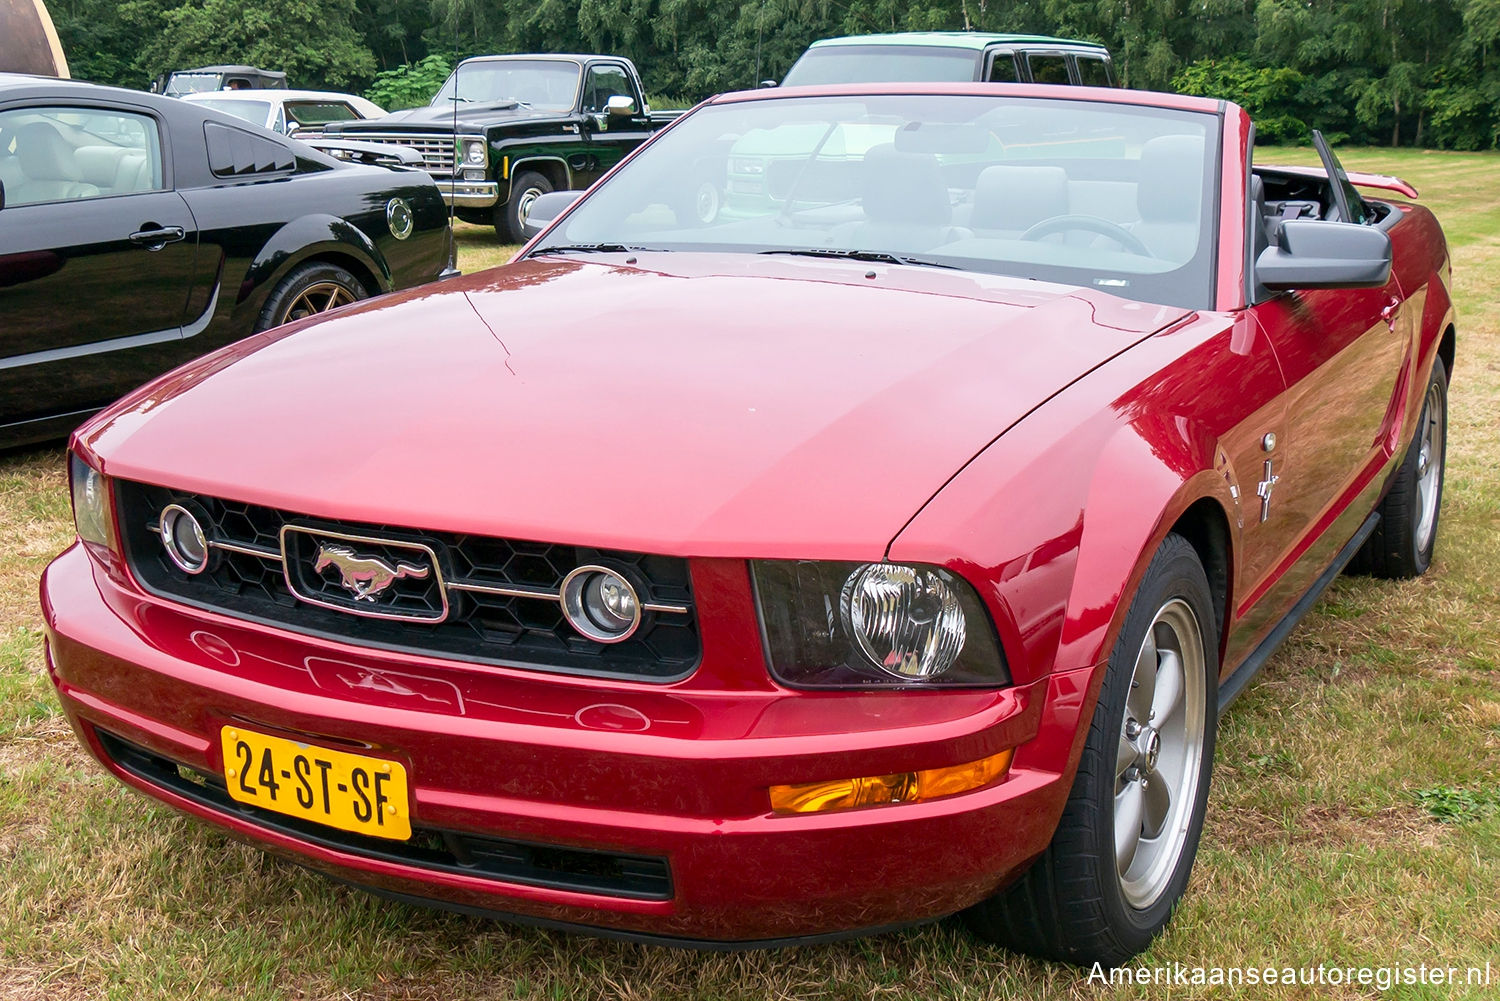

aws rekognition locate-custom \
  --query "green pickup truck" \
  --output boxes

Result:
[324,54,681,241]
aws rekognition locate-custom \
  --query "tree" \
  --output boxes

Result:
[123,0,378,91]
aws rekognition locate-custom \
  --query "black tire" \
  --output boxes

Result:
[964,534,1218,966]
[498,170,554,243]
[256,261,367,332]
[1348,356,1448,579]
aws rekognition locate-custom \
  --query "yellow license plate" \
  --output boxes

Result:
[220,726,411,841]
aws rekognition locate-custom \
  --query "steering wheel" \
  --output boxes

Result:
[1020,214,1153,257]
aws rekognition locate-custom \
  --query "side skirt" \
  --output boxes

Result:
[1218,511,1380,714]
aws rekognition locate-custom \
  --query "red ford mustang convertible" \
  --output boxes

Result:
[42,84,1453,965]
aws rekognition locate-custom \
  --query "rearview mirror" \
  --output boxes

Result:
[606,95,636,117]
[0,178,5,211]
[759,79,778,89]
[1256,219,1392,291]
[520,190,582,241]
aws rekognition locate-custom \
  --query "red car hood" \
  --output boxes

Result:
[82,255,1189,559]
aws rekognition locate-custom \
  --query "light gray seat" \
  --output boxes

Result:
[13,122,99,204]
[1131,135,1205,262]
[835,143,969,252]
[967,164,1070,236]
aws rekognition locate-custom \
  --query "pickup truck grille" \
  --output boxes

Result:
[331,133,457,176]
[115,481,701,682]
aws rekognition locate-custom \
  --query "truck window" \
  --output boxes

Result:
[1027,54,1071,84]
[987,53,1019,82]
[584,65,635,114]
[1075,56,1112,87]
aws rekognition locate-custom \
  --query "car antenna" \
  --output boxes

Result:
[446,5,459,271]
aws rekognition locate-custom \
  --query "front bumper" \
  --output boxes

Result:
[436,178,500,209]
[41,544,1085,944]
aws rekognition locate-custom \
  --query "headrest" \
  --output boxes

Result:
[1136,135,1205,223]
[861,143,950,226]
[17,122,82,182]
[972,165,1069,231]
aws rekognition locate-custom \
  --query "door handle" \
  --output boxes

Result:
[1380,297,1401,331]
[129,225,186,250]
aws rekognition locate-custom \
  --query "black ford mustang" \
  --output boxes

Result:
[0,75,450,448]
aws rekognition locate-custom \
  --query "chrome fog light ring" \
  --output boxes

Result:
[560,565,643,643]
[159,503,211,575]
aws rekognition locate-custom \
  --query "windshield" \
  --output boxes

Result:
[431,60,581,113]
[531,94,1220,310]
[782,45,979,86]
[166,72,223,96]
[192,98,271,126]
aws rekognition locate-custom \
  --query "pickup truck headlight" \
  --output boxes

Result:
[751,560,1009,688]
[461,138,487,167]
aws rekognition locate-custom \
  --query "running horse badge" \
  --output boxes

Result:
[313,543,430,602]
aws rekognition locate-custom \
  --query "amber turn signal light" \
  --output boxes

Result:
[769,748,1014,815]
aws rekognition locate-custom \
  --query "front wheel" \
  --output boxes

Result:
[965,533,1218,966]
[498,170,554,243]
[255,261,366,331]
[1349,355,1448,578]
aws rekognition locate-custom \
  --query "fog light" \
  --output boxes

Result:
[561,565,641,643]
[769,748,1013,815]
[159,504,209,574]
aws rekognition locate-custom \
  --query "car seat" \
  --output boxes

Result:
[13,122,99,204]
[1130,134,1204,262]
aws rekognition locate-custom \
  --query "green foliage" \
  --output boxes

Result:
[365,55,452,110]
[43,0,1500,148]
[1414,785,1500,823]
[118,0,377,91]
[1174,58,1310,143]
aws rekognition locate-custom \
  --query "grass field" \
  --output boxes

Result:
[1,148,1497,1000]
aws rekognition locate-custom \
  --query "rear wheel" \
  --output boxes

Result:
[1349,356,1448,578]
[256,262,366,331]
[965,534,1218,966]
[498,170,553,243]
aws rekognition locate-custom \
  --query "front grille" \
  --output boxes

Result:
[116,481,701,681]
[98,730,673,900]
[330,132,457,176]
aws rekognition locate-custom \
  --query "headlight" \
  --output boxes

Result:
[461,138,487,167]
[751,560,1008,688]
[69,452,115,552]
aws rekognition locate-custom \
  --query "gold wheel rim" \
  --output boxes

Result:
[282,281,356,323]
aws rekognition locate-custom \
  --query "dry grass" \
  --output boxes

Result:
[1,149,1498,999]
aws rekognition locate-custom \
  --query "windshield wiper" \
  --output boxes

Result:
[532,243,662,255]
[759,249,959,270]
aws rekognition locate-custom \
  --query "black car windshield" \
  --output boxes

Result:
[530,94,1221,310]
[432,60,580,113]
[782,45,979,85]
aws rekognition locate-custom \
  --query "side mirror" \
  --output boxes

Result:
[1256,219,1392,291]
[759,79,778,89]
[520,190,583,241]
[284,121,301,137]
[606,95,637,117]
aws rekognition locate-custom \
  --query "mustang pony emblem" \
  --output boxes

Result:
[313,543,430,602]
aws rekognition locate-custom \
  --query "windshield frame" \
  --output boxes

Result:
[526,90,1225,311]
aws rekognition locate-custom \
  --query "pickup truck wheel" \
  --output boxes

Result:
[256,262,367,331]
[964,534,1217,966]
[500,171,553,242]
[1349,355,1448,578]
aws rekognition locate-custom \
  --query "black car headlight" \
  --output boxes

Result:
[751,560,1009,688]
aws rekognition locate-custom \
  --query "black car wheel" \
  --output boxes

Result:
[499,170,554,243]
[965,533,1218,966]
[1349,355,1449,578]
[257,262,367,331]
